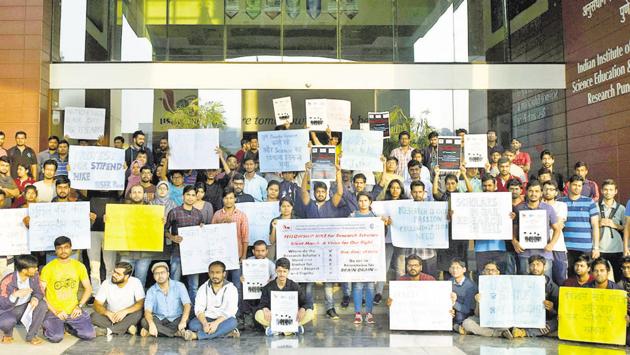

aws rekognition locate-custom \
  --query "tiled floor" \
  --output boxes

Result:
[3,314,615,355]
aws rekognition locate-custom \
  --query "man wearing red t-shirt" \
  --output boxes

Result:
[510,139,531,175]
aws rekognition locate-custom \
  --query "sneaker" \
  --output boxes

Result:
[326,308,340,320]
[365,313,375,324]
[353,312,362,324]
[128,325,137,336]
[373,293,382,305]
[265,326,274,337]
[228,329,240,338]
[501,329,514,340]
[512,328,526,338]
[341,295,350,308]
[297,325,305,335]
[94,326,108,337]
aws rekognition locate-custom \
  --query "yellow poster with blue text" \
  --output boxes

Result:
[104,204,165,252]
[558,287,627,346]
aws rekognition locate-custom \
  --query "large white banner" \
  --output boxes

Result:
[372,200,449,248]
[168,129,220,170]
[276,218,386,282]
[178,223,239,275]
[243,259,272,300]
[451,192,512,240]
[258,130,310,173]
[463,134,488,168]
[28,202,91,251]
[519,210,548,249]
[0,209,30,256]
[236,201,279,245]
[479,275,546,328]
[340,130,383,172]
[64,107,106,140]
[271,291,298,333]
[68,146,125,191]
[389,281,454,330]
[305,99,351,131]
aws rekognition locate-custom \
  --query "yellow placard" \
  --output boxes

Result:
[104,204,165,252]
[558,343,626,355]
[558,287,627,346]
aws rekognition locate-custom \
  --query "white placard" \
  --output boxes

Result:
[463,134,488,168]
[168,129,220,170]
[258,130,310,173]
[389,281,453,330]
[64,107,105,140]
[243,259,272,300]
[178,223,239,275]
[0,209,30,256]
[518,210,548,249]
[451,192,512,240]
[20,303,34,332]
[479,275,546,328]
[273,97,293,125]
[28,202,91,251]
[276,218,386,282]
[271,291,298,333]
[236,201,280,245]
[305,99,351,131]
[68,146,125,191]
[372,200,449,248]
[340,130,383,172]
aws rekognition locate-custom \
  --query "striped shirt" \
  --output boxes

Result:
[560,196,599,252]
[390,147,414,179]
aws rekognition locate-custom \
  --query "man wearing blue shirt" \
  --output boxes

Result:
[560,175,600,277]
[141,262,192,339]
[242,157,268,202]
[450,258,477,333]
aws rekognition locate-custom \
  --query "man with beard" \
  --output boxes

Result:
[91,262,145,336]
[231,173,255,203]
[40,236,95,342]
[37,136,59,178]
[125,130,153,167]
[33,159,57,202]
[125,166,155,203]
[0,156,18,208]
[188,261,239,340]
[53,140,69,177]
[141,262,192,339]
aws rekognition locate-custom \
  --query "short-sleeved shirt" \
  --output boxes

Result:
[7,146,37,177]
[512,151,531,170]
[95,277,145,313]
[560,196,599,252]
[168,182,184,206]
[303,198,346,218]
[0,176,17,208]
[244,173,268,202]
[513,201,558,259]
[145,280,191,321]
[41,259,89,314]
[599,201,626,253]
[54,155,69,177]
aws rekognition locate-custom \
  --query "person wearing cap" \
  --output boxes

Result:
[140,262,192,339]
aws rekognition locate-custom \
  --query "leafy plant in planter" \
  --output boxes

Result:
[163,98,227,129]
[384,105,434,156]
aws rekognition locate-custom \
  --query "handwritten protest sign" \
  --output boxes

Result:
[558,287,627,345]
[368,112,390,138]
[519,210,548,249]
[236,201,279,245]
[243,259,272,300]
[168,129,219,169]
[64,107,105,140]
[271,291,298,333]
[69,146,125,190]
[178,223,240,275]
[451,192,512,240]
[28,202,91,251]
[389,281,453,330]
[372,200,449,248]
[340,130,383,172]
[437,136,462,171]
[103,204,164,251]
[479,275,546,328]
[463,134,488,168]
[273,97,293,125]
[306,99,351,131]
[558,343,626,355]
[276,218,386,282]
[0,209,30,256]
[258,130,310,173]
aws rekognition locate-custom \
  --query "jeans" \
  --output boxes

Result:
[552,251,568,286]
[505,252,517,275]
[87,231,117,295]
[304,282,349,311]
[189,316,237,340]
[376,243,394,294]
[352,282,374,313]
[170,255,199,303]
[119,257,152,287]
[518,256,552,279]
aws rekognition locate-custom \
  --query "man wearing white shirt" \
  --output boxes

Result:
[188,261,239,340]
[242,157,268,202]
[542,181,569,286]
[91,262,145,336]
[33,159,57,202]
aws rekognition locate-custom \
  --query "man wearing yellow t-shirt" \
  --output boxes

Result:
[40,236,95,342]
